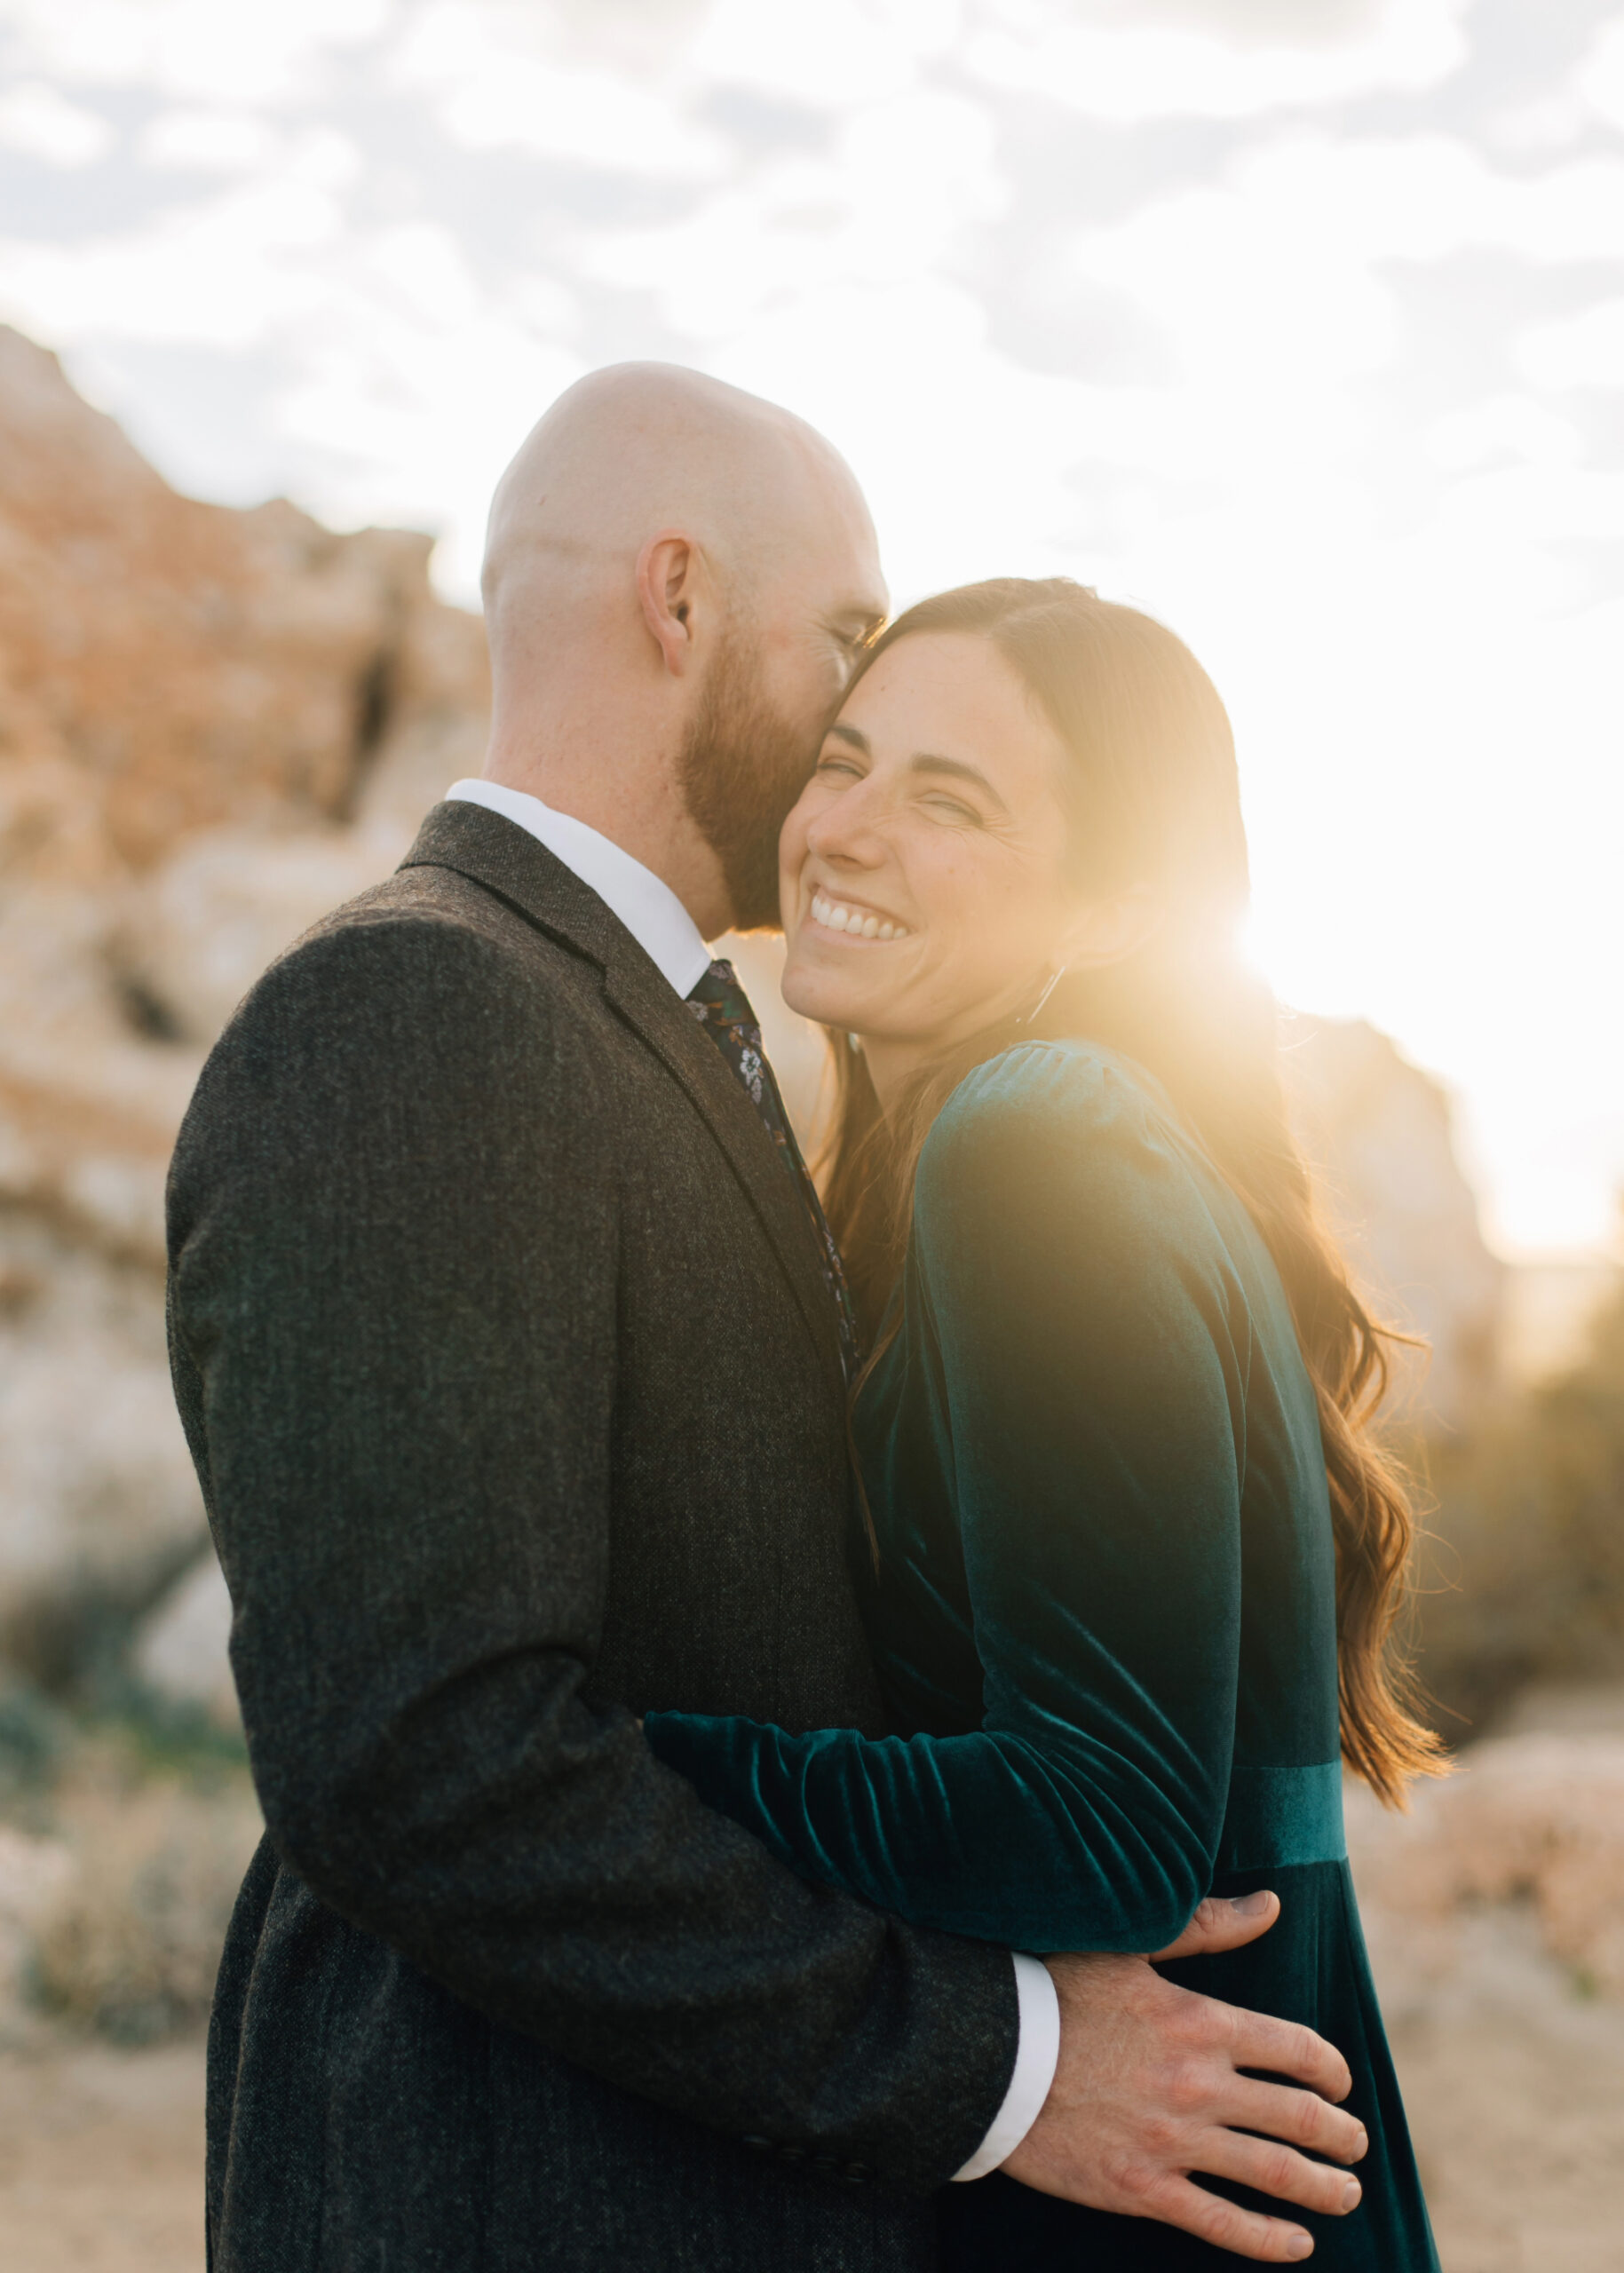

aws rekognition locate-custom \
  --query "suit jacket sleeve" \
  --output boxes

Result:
[165,907,1017,2191]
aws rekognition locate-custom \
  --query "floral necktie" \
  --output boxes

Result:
[686,959,860,1385]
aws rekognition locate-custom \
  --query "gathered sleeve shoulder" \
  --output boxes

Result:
[646,1043,1254,1952]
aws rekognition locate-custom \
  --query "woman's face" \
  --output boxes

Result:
[778,631,1086,1097]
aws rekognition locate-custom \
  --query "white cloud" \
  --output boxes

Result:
[0,164,579,589]
[581,90,1005,331]
[1046,132,1624,500]
[707,278,1112,598]
[1480,92,1589,158]
[392,2,725,177]
[1425,394,1583,475]
[1517,296,1624,390]
[1073,132,1624,306]
[368,222,481,325]
[138,108,285,173]
[0,0,392,104]
[963,0,1472,123]
[0,178,345,348]
[275,312,584,590]
[0,78,112,166]
[686,0,954,108]
[1577,12,1624,134]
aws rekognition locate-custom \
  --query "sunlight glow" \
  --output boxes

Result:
[0,0,1620,1254]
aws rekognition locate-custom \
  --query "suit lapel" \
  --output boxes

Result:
[400,802,846,1400]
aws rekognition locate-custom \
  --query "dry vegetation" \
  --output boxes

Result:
[1418,1272,1624,1738]
[0,1715,259,2048]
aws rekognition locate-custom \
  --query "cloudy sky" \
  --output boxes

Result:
[2,0,1622,1255]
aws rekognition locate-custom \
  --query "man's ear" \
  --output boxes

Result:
[1061,883,1161,972]
[637,530,706,677]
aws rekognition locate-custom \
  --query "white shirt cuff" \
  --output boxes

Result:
[950,1952,1060,2182]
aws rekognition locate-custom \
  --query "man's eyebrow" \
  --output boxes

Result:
[826,722,870,754]
[909,752,1008,812]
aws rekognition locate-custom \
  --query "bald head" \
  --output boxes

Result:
[477,363,887,939]
[483,362,876,663]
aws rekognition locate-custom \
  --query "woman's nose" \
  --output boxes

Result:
[805,785,888,869]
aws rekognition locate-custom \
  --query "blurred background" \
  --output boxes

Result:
[1,3,1622,2267]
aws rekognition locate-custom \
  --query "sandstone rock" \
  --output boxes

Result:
[0,327,491,1689]
[1285,1016,1504,1429]
[125,826,400,1047]
[0,322,488,1071]
[131,1557,237,1734]
[0,327,487,881]
[0,1214,204,1674]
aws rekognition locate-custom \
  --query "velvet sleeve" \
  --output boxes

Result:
[644,1043,1250,1954]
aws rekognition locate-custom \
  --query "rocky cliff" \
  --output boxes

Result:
[0,326,488,1692]
[1284,1014,1505,1431]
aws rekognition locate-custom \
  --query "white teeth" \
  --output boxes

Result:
[809,892,908,940]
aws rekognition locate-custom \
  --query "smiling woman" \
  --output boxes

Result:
[646,575,1447,2265]
[641,577,1446,2263]
[780,629,1160,1106]
[802,580,1440,1802]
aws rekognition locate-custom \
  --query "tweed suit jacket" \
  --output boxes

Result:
[165,800,1018,2273]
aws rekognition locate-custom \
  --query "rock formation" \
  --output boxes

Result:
[0,326,488,1686]
[1283,1015,1505,1431]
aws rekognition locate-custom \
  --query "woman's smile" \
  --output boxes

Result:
[805,887,914,942]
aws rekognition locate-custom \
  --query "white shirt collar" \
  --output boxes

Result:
[445,779,712,1000]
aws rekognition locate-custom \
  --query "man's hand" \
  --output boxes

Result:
[1002,1894,1367,2263]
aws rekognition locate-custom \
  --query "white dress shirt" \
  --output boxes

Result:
[445,778,1061,2181]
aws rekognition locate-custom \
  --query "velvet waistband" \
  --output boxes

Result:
[1216,1761,1347,1873]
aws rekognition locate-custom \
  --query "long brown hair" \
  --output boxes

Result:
[820,578,1444,1807]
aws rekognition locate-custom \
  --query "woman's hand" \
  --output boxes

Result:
[1150,1888,1279,1964]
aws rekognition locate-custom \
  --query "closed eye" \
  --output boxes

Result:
[909,751,1007,822]
[921,791,984,826]
[818,724,870,780]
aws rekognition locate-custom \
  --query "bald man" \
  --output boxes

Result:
[168,367,1358,2273]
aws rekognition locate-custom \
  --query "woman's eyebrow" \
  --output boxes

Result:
[909,752,1009,813]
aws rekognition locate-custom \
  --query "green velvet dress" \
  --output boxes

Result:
[646,1040,1438,2269]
